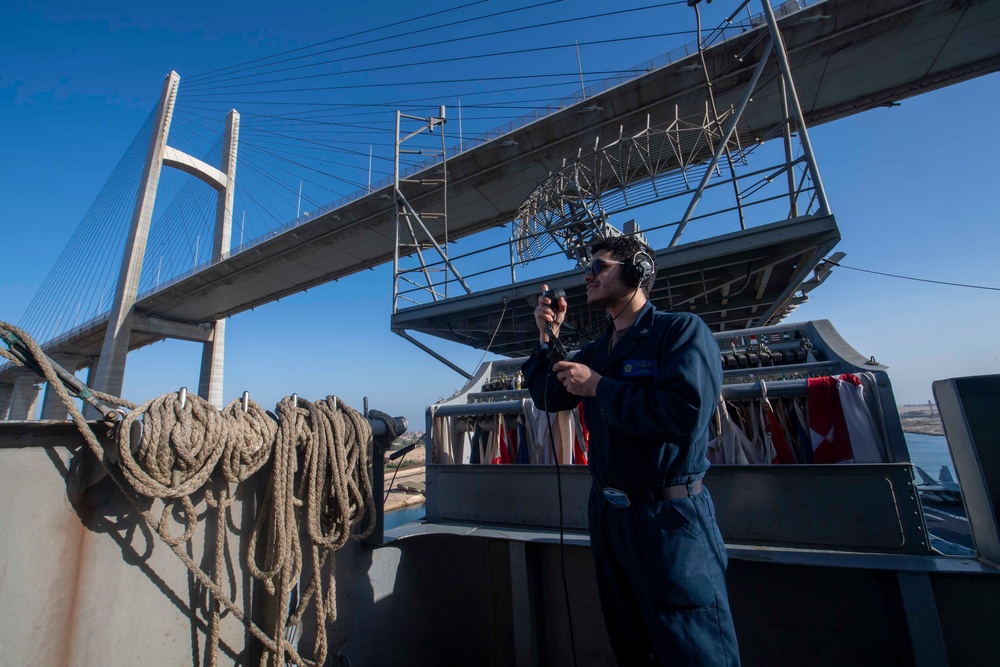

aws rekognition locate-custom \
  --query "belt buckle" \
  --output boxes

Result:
[603,488,630,508]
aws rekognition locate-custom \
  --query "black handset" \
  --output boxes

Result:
[542,287,568,365]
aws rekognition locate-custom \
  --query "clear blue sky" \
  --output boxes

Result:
[2,0,999,430]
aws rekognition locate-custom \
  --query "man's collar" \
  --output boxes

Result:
[631,301,656,337]
[604,300,655,338]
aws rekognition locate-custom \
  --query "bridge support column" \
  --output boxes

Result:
[199,319,226,408]
[0,383,13,420]
[8,376,41,420]
[41,356,80,420]
[91,71,180,407]
[198,109,239,409]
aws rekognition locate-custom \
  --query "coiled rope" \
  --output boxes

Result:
[1,320,377,667]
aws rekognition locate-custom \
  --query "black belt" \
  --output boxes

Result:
[601,479,703,508]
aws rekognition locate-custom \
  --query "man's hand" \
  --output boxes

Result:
[553,360,601,397]
[534,284,567,343]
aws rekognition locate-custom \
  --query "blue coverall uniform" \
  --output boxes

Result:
[522,302,740,666]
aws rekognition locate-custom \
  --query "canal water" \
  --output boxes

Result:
[384,504,426,531]
[904,432,956,481]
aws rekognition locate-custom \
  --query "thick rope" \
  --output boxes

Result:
[205,486,237,667]
[1,320,378,667]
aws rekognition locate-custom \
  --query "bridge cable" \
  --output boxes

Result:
[186,0,568,86]
[181,30,699,98]
[27,117,148,337]
[19,109,156,345]
[183,2,690,92]
[187,70,626,96]
[240,145,357,201]
[183,74,620,107]
[237,151,348,206]
[187,0,493,82]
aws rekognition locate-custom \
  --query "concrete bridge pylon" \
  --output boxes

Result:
[8,376,42,420]
[0,383,13,420]
[198,109,240,408]
[89,71,239,412]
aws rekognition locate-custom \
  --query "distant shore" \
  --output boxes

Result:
[383,444,427,512]
[896,406,944,437]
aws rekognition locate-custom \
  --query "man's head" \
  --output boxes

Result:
[586,236,656,304]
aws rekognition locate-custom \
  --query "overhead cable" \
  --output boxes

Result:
[19,110,156,342]
[185,71,625,97]
[188,0,564,86]
[821,259,1000,292]
[182,30,696,95]
[182,75,609,107]
[241,141,379,184]
[187,0,492,82]
[184,2,688,91]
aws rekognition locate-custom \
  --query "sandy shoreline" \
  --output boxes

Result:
[897,406,945,437]
[384,464,426,512]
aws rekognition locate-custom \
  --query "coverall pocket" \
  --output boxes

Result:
[639,502,717,612]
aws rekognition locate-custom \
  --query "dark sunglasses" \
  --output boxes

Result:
[584,257,623,277]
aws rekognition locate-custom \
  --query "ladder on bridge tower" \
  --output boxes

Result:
[392,106,471,315]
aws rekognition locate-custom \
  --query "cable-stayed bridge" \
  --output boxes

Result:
[2,0,999,419]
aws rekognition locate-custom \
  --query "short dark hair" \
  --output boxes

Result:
[590,235,657,295]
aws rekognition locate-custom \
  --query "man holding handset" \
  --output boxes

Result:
[521,235,740,666]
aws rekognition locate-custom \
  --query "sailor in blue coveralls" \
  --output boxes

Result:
[522,236,740,666]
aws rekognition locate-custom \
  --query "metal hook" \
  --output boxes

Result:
[179,387,188,409]
[242,391,250,413]
[758,379,773,411]
[292,393,298,407]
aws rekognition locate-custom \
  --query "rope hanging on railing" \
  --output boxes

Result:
[0,320,377,667]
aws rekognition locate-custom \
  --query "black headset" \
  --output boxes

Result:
[623,250,655,288]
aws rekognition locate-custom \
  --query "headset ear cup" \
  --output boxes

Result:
[630,251,654,288]
[625,261,639,287]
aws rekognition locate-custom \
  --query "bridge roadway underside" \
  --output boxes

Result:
[4,0,999,381]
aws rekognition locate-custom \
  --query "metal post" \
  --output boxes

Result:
[397,195,471,294]
[91,71,180,404]
[694,4,746,230]
[778,76,799,218]
[198,109,239,409]
[761,0,831,216]
[392,110,402,314]
[669,41,773,247]
[509,237,518,284]
[440,106,449,298]
[392,107,465,310]
[395,330,472,380]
